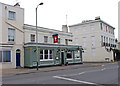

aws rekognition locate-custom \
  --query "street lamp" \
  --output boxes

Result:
[36,2,43,70]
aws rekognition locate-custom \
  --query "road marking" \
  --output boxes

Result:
[101,68,106,71]
[79,72,85,75]
[53,76,98,85]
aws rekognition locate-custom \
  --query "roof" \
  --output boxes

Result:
[69,20,115,29]
[24,24,73,37]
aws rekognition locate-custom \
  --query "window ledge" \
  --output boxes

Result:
[66,59,73,60]
[40,59,54,61]
[8,42,15,44]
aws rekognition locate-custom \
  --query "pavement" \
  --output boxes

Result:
[1,63,107,76]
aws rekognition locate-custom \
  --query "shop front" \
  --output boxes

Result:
[24,43,82,67]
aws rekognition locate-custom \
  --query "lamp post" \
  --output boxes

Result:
[36,2,43,70]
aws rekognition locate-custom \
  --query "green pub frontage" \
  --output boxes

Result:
[24,43,83,67]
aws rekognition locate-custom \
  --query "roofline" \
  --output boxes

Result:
[69,20,115,29]
[24,24,73,37]
[24,42,82,49]
[0,2,24,9]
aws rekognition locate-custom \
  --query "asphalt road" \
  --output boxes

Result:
[2,62,119,85]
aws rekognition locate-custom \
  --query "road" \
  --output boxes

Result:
[2,62,119,85]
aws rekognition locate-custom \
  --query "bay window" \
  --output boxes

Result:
[0,51,11,62]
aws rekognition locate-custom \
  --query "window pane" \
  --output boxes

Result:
[45,50,48,54]
[8,28,15,42]
[50,55,53,59]
[50,50,52,54]
[45,55,48,59]
[0,51,2,62]
[3,51,11,62]
[75,51,80,58]
[40,50,43,60]
[67,51,72,59]
[49,50,53,59]
[40,50,43,54]
[40,55,43,59]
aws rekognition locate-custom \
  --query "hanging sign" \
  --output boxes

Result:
[53,34,58,43]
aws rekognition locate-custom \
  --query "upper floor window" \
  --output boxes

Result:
[90,25,94,30]
[91,36,95,47]
[8,28,15,42]
[82,26,86,31]
[65,39,68,45]
[31,34,35,42]
[106,26,108,32]
[8,11,15,19]
[44,36,48,43]
[74,28,78,33]
[100,23,103,30]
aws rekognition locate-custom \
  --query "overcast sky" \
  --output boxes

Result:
[0,0,119,38]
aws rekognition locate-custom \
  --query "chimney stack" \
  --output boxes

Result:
[95,16,100,20]
[14,3,20,7]
[62,25,68,33]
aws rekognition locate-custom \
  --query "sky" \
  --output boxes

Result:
[0,0,119,38]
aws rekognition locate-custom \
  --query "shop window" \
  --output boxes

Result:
[40,50,53,60]
[75,51,80,59]
[8,28,15,42]
[67,51,72,59]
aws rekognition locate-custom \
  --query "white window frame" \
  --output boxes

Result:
[40,50,53,61]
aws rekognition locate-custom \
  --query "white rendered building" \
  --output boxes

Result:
[69,17,116,62]
[0,2,24,68]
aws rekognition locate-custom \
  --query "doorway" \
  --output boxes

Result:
[61,52,64,64]
[16,49,21,67]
